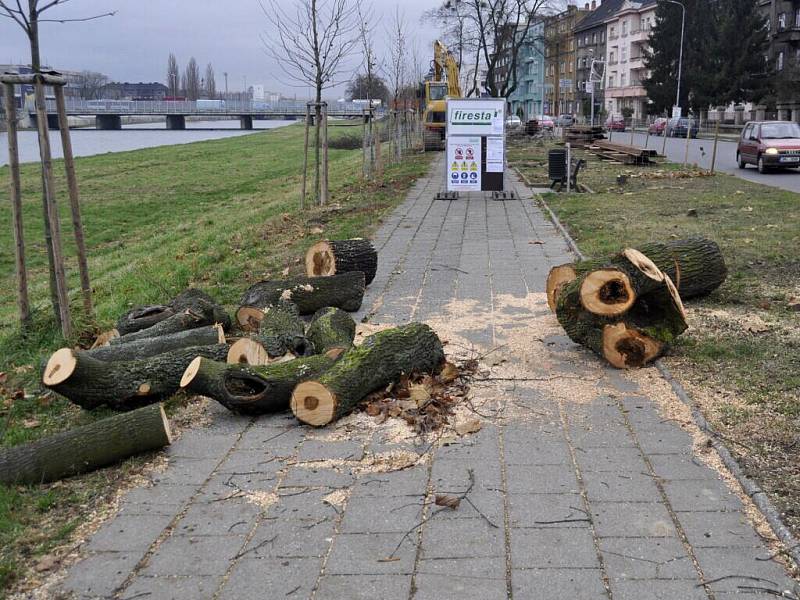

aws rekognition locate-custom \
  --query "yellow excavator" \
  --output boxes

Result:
[421,40,462,151]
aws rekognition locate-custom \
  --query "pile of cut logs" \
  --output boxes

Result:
[546,237,727,368]
[1,238,445,484]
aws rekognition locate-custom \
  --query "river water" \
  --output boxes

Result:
[0,119,295,167]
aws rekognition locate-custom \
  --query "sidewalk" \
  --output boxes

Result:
[57,155,797,600]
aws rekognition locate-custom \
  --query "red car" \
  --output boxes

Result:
[606,116,625,131]
[737,121,800,173]
[648,117,668,135]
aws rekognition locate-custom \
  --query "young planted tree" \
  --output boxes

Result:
[259,0,361,206]
[167,53,180,96]
[355,1,379,178]
[0,0,113,336]
[385,7,408,162]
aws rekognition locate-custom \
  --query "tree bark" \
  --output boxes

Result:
[0,403,172,485]
[291,323,444,426]
[181,354,337,415]
[116,289,230,335]
[305,239,378,285]
[238,272,366,316]
[306,307,356,355]
[86,325,225,362]
[43,344,230,410]
[113,300,230,345]
[546,237,727,311]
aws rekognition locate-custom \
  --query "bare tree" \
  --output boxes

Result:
[204,63,216,99]
[385,7,408,162]
[167,53,180,96]
[75,70,108,99]
[184,57,201,101]
[259,0,361,205]
[0,0,113,334]
[423,1,481,96]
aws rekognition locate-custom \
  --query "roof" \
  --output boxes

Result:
[574,0,653,32]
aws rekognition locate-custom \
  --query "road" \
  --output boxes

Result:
[608,130,800,193]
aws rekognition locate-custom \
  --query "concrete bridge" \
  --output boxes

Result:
[32,98,369,130]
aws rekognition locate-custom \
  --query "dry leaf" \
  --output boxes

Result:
[409,383,431,406]
[440,362,459,383]
[742,315,769,334]
[22,418,40,429]
[310,226,324,235]
[455,418,482,436]
[281,267,290,277]
[34,555,59,573]
[435,494,461,509]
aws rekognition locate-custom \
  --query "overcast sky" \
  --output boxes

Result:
[0,0,441,99]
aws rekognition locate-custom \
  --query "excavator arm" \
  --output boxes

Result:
[424,40,462,151]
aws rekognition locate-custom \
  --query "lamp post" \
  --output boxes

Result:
[662,0,685,116]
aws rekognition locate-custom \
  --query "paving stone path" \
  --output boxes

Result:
[59,157,797,599]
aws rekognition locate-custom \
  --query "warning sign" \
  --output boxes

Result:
[447,137,481,192]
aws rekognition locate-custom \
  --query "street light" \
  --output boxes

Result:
[661,0,685,116]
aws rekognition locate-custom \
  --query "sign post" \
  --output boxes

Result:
[445,98,505,192]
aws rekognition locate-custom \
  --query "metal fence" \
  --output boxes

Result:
[41,98,368,117]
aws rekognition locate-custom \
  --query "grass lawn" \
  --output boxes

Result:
[0,122,432,595]
[508,138,800,537]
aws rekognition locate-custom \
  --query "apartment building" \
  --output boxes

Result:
[760,0,800,118]
[604,0,656,119]
[574,0,624,121]
[544,4,591,115]
[507,20,546,120]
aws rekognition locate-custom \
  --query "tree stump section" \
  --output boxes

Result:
[238,272,366,317]
[86,325,225,362]
[181,354,338,415]
[43,344,230,410]
[556,254,687,368]
[0,403,172,485]
[546,237,727,311]
[112,299,230,345]
[228,302,311,365]
[305,239,378,285]
[306,307,356,355]
[291,323,444,426]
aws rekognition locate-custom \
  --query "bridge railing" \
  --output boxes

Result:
[43,98,367,116]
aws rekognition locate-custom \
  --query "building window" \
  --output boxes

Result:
[622,20,627,35]
[622,46,627,61]
[779,13,786,30]
[778,51,784,70]
[560,61,565,72]
[585,35,589,45]
[621,72,626,86]
[796,7,800,26]
[592,32,597,43]
[601,31,605,42]
[610,26,616,37]
[569,61,573,73]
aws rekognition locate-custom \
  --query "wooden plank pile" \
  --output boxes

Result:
[587,140,661,165]
[564,125,605,147]
[1,237,447,484]
[546,237,727,368]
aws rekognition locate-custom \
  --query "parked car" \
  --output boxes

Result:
[556,114,575,127]
[665,117,699,138]
[736,120,800,173]
[505,115,522,128]
[648,117,668,135]
[534,115,555,129]
[606,115,625,131]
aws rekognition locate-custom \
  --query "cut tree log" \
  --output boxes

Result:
[86,325,225,362]
[116,288,231,335]
[306,307,356,355]
[228,302,311,365]
[43,344,230,410]
[556,256,687,368]
[181,354,339,415]
[0,403,172,485]
[238,272,366,316]
[305,239,378,285]
[546,237,727,311]
[291,323,444,426]
[111,299,230,345]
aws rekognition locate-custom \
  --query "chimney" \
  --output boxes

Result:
[584,2,589,8]
[591,0,596,9]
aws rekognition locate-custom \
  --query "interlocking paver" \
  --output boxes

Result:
[55,156,798,599]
